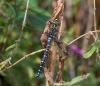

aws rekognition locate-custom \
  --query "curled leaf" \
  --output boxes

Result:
[83,41,98,59]
[84,46,96,59]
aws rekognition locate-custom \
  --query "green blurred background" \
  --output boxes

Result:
[0,0,100,86]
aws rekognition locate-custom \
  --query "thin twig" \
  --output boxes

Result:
[21,0,29,31]
[18,0,30,41]
[90,31,96,41]
[68,30,100,46]
[2,49,44,72]
[93,0,98,39]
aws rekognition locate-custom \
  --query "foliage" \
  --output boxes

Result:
[0,0,100,86]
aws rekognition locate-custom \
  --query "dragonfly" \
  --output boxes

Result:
[35,19,60,78]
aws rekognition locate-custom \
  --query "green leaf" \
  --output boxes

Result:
[6,2,16,18]
[84,43,97,59]
[96,40,100,56]
[54,73,90,86]
[84,40,100,59]
[84,46,96,59]
[5,44,16,52]
[69,73,90,85]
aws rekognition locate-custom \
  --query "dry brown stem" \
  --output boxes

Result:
[40,0,64,86]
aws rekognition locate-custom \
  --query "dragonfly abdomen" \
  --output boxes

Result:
[36,19,59,78]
